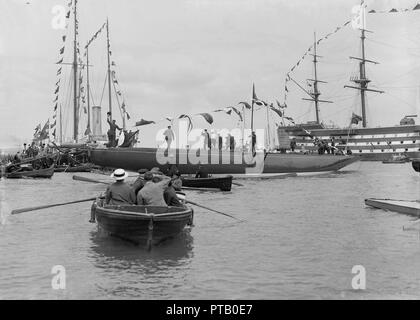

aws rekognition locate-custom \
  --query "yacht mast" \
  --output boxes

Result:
[106,19,112,120]
[86,43,91,138]
[73,0,78,142]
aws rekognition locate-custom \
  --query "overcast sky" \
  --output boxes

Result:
[1,0,420,149]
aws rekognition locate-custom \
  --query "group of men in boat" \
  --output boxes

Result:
[98,167,184,220]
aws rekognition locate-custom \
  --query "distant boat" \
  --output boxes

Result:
[181,175,233,191]
[382,154,410,164]
[5,165,55,179]
[365,198,420,217]
[411,158,420,173]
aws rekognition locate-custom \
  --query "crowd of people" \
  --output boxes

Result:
[287,137,351,155]
[163,126,257,152]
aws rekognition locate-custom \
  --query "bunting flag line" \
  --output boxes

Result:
[368,3,420,13]
[85,22,107,48]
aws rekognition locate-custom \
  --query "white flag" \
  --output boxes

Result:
[351,4,366,30]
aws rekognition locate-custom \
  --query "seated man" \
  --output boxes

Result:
[137,171,171,206]
[105,168,136,206]
[164,181,183,207]
[171,171,182,191]
[131,169,148,195]
[195,165,209,178]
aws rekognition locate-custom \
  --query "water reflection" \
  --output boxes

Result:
[89,228,194,269]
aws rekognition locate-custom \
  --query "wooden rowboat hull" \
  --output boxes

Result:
[5,165,55,179]
[181,175,233,191]
[92,201,193,247]
[365,198,420,217]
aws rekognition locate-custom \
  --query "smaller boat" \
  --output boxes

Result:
[411,158,420,173]
[91,199,193,249]
[365,198,420,217]
[181,175,233,191]
[5,165,55,179]
[382,154,410,164]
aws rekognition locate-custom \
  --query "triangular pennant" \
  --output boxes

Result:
[198,113,214,125]
[238,101,252,109]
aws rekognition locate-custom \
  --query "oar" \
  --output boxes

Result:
[185,200,244,222]
[11,197,98,215]
[73,175,109,185]
[232,181,244,187]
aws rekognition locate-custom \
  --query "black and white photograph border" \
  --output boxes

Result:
[0,0,420,303]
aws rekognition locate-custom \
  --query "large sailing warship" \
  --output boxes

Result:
[279,11,420,161]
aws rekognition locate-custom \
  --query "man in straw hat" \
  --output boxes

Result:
[105,168,136,205]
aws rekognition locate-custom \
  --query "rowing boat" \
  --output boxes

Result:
[91,199,193,249]
[181,175,233,191]
[382,154,410,164]
[5,165,55,179]
[365,198,420,217]
[411,158,420,173]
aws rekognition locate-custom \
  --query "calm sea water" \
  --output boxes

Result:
[0,161,419,300]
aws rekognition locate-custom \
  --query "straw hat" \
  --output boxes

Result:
[111,168,129,181]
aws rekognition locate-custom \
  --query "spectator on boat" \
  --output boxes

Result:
[163,126,175,150]
[251,131,257,154]
[195,164,209,178]
[323,140,331,154]
[225,134,231,151]
[137,171,171,206]
[106,113,122,148]
[229,135,235,151]
[290,138,297,152]
[202,129,210,150]
[167,164,179,177]
[22,144,27,157]
[105,168,136,206]
[210,130,217,149]
[164,181,183,207]
[171,171,182,191]
[131,169,148,196]
[317,141,324,155]
[13,152,21,164]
